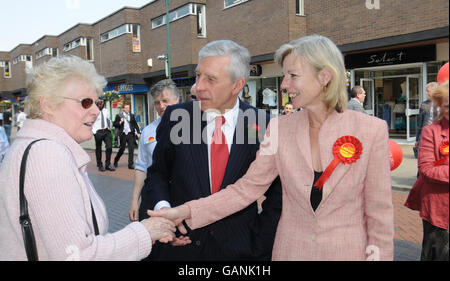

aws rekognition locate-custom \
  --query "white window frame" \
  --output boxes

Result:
[12,55,32,65]
[224,0,249,9]
[0,61,5,68]
[86,38,94,61]
[196,4,206,37]
[63,37,86,52]
[151,3,198,29]
[3,61,11,78]
[296,0,305,16]
[100,24,134,43]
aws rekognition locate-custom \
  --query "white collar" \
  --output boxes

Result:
[205,97,240,127]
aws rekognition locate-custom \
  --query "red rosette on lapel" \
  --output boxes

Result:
[314,136,363,190]
[433,140,449,166]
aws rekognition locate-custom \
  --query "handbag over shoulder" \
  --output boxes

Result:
[19,139,99,261]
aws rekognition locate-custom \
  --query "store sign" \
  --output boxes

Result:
[345,45,436,69]
[105,84,148,94]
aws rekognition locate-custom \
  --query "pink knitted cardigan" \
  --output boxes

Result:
[0,119,152,260]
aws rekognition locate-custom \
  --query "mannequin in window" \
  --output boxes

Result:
[262,88,277,107]
[241,84,252,105]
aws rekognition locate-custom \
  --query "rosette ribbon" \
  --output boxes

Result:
[433,140,449,166]
[314,136,363,191]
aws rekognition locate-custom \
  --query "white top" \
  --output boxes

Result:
[92,108,111,134]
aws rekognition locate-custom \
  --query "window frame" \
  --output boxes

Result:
[224,0,249,9]
[296,0,305,16]
[151,3,199,29]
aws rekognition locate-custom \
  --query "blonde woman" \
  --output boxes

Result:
[0,56,175,261]
[150,35,394,261]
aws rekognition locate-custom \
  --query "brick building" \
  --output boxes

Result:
[0,0,448,141]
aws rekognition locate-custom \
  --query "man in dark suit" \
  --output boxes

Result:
[139,40,282,261]
[113,104,141,169]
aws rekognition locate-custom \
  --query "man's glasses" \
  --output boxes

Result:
[63,97,96,109]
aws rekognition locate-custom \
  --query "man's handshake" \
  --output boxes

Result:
[142,205,192,245]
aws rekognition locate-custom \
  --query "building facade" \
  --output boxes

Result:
[1,0,448,141]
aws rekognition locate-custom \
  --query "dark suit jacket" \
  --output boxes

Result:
[113,112,140,136]
[139,100,282,261]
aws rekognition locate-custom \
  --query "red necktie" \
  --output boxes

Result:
[211,116,229,194]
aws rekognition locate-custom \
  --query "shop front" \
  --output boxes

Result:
[346,44,448,142]
[246,63,285,116]
[104,83,149,129]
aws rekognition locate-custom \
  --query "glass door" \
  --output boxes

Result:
[360,78,375,116]
[406,75,420,141]
[133,95,147,130]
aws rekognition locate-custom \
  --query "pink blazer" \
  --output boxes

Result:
[186,109,394,261]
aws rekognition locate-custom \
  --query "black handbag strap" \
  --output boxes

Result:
[90,201,99,236]
[19,139,100,261]
[19,139,47,261]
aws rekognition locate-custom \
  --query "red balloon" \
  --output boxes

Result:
[389,140,403,171]
[437,62,449,84]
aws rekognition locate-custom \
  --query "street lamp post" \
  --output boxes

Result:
[165,0,172,79]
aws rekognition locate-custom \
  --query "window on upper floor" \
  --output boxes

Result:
[196,4,206,37]
[64,37,86,52]
[13,55,32,65]
[2,61,11,78]
[36,47,58,60]
[151,3,205,31]
[224,0,248,9]
[296,0,305,15]
[86,38,94,61]
[100,24,131,42]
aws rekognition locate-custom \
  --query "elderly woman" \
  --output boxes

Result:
[149,34,394,261]
[405,80,449,261]
[0,56,175,261]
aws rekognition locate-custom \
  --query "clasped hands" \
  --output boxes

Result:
[141,205,191,246]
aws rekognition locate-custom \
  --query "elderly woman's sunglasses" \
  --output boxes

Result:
[63,97,96,109]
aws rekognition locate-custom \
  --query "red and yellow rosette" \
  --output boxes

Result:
[314,136,363,190]
[433,140,449,166]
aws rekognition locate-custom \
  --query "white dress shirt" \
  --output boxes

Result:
[92,108,111,134]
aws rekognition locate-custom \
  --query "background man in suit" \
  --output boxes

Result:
[113,104,140,169]
[347,86,367,114]
[92,99,115,171]
[139,40,282,261]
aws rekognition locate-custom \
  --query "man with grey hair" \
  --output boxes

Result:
[347,85,367,114]
[129,79,179,222]
[139,40,282,261]
[415,82,439,154]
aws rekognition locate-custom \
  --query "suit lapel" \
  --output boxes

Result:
[221,102,253,189]
[295,110,313,172]
[317,111,352,205]
[188,102,211,197]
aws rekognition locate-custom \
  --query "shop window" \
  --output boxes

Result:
[224,0,248,9]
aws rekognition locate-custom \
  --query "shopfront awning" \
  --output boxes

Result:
[104,84,148,94]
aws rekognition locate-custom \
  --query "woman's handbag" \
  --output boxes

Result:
[19,139,99,261]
